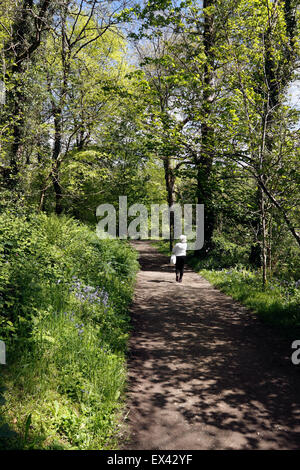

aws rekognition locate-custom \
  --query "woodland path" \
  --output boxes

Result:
[123,241,300,450]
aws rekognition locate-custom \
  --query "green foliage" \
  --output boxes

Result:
[185,234,250,271]
[0,213,139,449]
[0,0,299,451]
[198,268,300,328]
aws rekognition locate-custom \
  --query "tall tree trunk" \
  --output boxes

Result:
[163,157,175,251]
[50,5,69,215]
[260,186,267,287]
[4,0,53,190]
[195,0,215,258]
[249,189,262,268]
[51,106,63,215]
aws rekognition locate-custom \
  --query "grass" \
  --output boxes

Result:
[1,311,127,449]
[0,212,139,449]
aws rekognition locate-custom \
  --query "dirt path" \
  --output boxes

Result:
[123,241,300,450]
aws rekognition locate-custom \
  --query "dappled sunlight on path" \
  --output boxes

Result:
[123,241,300,450]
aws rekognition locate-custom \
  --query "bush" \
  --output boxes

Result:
[0,212,139,449]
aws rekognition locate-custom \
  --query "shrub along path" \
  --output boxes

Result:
[123,241,300,450]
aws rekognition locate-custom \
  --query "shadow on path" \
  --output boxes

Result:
[123,241,300,450]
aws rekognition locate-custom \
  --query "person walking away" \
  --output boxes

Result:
[172,235,187,283]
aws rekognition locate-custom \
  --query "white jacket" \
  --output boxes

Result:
[172,242,187,257]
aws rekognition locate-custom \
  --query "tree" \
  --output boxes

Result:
[220,0,300,284]
[1,0,56,189]
[38,2,132,214]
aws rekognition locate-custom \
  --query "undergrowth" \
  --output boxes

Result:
[0,212,139,449]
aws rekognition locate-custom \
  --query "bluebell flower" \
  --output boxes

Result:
[69,279,110,307]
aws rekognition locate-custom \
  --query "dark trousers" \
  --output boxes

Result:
[175,256,186,279]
